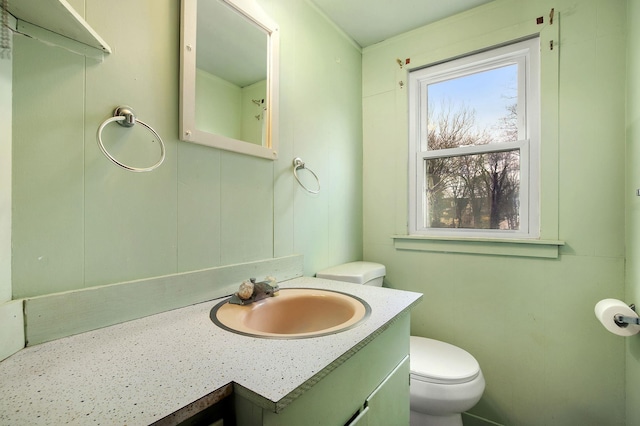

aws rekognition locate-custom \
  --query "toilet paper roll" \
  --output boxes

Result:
[595,299,640,336]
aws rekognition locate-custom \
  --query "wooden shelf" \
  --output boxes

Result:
[7,0,110,53]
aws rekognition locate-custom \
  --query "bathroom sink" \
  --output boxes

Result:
[210,288,371,339]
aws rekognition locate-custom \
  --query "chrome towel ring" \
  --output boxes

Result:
[293,157,320,194]
[96,106,166,172]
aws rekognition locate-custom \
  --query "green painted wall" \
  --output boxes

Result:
[11,0,362,298]
[362,0,626,425]
[196,68,243,139]
[194,70,266,146]
[626,0,640,422]
[266,0,363,274]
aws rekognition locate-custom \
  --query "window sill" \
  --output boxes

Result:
[392,235,565,259]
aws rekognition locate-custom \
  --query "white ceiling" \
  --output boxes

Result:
[309,0,495,48]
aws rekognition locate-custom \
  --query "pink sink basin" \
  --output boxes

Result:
[210,288,371,339]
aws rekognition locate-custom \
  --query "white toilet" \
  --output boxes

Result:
[316,261,485,426]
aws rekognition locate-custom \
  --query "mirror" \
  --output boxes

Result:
[180,0,279,160]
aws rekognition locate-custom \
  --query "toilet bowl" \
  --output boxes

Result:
[316,262,485,426]
[409,336,485,426]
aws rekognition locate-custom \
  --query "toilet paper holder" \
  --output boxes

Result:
[614,304,639,328]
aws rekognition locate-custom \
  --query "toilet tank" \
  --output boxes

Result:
[315,261,386,287]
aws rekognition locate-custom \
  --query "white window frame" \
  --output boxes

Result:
[408,37,540,239]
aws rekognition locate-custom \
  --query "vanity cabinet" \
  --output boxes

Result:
[234,313,410,426]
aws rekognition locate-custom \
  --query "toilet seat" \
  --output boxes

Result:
[410,336,480,385]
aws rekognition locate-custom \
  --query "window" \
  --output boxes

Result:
[408,38,540,239]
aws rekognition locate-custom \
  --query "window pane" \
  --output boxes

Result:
[425,149,520,230]
[427,64,518,150]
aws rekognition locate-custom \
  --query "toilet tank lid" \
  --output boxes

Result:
[409,336,480,384]
[315,261,386,284]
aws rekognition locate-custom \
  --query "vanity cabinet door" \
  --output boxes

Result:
[364,356,410,426]
[347,406,370,425]
[346,356,410,426]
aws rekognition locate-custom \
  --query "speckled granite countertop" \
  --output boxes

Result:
[0,277,422,425]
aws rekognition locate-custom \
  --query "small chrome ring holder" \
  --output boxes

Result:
[97,106,166,172]
[293,157,320,194]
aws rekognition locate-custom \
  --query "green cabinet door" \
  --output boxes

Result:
[363,356,410,426]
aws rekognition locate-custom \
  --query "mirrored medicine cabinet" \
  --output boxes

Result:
[180,0,279,160]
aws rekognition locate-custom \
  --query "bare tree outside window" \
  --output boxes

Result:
[425,99,520,230]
